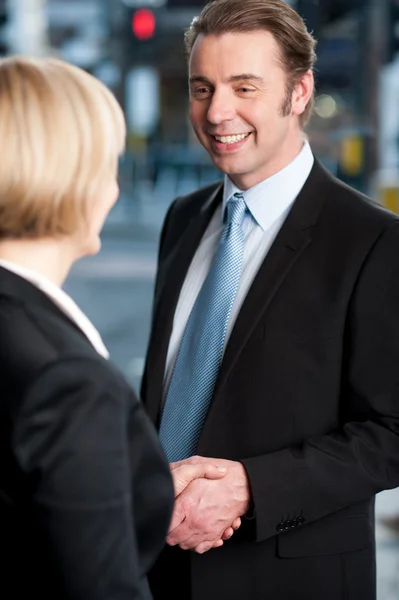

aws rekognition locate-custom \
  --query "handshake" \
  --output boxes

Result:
[168,456,251,554]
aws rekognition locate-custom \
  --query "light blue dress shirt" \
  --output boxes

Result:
[164,141,314,392]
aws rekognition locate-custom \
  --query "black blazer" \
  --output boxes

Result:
[0,267,174,600]
[142,158,399,600]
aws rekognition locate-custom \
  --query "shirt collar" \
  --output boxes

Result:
[0,259,109,359]
[223,141,314,231]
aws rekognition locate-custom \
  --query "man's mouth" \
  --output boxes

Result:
[213,133,251,145]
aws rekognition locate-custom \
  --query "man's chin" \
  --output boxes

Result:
[210,156,248,177]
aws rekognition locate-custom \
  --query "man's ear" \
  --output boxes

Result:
[291,70,314,117]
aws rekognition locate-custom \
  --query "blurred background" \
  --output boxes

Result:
[1,1,399,596]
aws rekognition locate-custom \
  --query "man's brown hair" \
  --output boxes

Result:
[184,0,317,126]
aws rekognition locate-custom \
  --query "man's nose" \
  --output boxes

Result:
[207,90,236,124]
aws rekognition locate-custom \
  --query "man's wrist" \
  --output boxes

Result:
[235,460,254,516]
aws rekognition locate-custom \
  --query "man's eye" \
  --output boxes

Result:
[238,87,254,93]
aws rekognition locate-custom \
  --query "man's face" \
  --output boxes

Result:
[189,31,312,189]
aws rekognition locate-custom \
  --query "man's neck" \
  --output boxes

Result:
[230,135,308,191]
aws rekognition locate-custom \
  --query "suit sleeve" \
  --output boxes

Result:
[241,221,399,542]
[14,358,152,600]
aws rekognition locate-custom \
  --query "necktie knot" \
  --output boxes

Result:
[225,193,247,227]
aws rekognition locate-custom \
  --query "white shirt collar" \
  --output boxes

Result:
[223,141,314,231]
[0,259,109,360]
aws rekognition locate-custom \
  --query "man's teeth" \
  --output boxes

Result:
[214,133,249,144]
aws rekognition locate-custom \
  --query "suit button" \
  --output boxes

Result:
[291,518,299,528]
[297,516,305,525]
[276,522,285,532]
[284,521,292,531]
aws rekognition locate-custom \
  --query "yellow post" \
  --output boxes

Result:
[379,185,399,214]
[339,133,364,177]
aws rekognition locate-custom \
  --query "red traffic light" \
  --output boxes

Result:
[131,8,156,40]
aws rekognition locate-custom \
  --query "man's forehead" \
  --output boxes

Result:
[189,31,281,72]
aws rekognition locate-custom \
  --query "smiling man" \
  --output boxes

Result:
[188,30,312,187]
[141,1,399,599]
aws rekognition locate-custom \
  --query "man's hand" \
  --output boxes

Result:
[168,456,251,554]
[172,462,227,496]
[170,460,242,552]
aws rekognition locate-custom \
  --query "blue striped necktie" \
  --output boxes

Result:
[159,193,247,461]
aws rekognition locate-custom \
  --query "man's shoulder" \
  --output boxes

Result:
[172,179,223,215]
[314,159,399,227]
[157,179,223,258]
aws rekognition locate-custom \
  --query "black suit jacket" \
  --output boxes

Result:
[142,159,399,600]
[0,267,174,600]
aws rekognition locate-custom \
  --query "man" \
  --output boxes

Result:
[141,1,399,598]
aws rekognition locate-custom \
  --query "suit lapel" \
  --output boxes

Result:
[145,183,223,422]
[213,225,312,399]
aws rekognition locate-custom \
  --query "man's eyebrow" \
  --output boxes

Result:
[189,76,213,85]
[189,74,264,85]
[228,74,264,83]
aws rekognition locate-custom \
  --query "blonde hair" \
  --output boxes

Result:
[185,0,317,127]
[0,55,126,239]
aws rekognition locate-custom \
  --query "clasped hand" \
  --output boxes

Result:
[169,455,251,554]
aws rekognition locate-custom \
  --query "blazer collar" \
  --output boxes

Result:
[152,181,223,310]
[0,266,90,343]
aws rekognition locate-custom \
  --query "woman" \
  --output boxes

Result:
[0,55,226,600]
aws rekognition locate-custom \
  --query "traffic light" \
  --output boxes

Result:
[109,0,205,69]
[131,8,156,40]
[108,2,160,62]
[387,0,399,63]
